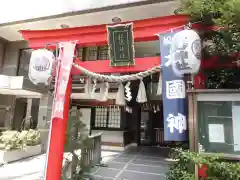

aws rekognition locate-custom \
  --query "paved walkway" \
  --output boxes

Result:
[0,151,121,180]
[0,147,171,180]
[88,147,171,180]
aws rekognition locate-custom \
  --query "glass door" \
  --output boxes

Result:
[197,93,240,155]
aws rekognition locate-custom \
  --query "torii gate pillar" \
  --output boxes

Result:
[44,76,72,180]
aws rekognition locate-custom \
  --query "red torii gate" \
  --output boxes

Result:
[20,14,215,180]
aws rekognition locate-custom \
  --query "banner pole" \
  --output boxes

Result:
[45,76,72,180]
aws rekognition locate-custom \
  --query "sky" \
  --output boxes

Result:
[0,0,144,24]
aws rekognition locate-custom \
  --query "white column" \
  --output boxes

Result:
[37,93,53,152]
[26,98,32,118]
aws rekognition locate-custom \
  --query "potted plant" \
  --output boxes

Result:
[0,129,41,164]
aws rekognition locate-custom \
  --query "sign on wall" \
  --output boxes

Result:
[0,75,24,89]
[159,30,188,141]
[107,23,135,66]
[0,75,10,88]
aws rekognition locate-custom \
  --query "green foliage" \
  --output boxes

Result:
[22,129,41,146]
[205,68,240,89]
[178,0,240,56]
[0,129,41,151]
[167,148,240,180]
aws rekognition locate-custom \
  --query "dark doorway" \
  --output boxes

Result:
[12,98,27,131]
[31,98,40,129]
[138,101,165,146]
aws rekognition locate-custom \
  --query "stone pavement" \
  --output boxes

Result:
[0,154,45,180]
[0,151,121,180]
[87,147,171,180]
[0,147,171,180]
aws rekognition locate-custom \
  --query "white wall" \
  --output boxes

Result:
[79,107,124,145]
[92,130,124,144]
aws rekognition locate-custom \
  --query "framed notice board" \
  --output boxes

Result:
[107,23,135,67]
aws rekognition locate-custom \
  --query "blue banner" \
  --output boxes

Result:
[159,31,188,141]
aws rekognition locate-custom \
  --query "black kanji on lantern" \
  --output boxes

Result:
[174,43,191,70]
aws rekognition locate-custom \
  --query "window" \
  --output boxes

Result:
[92,106,123,129]
[18,49,32,76]
[85,47,98,61]
[108,106,121,128]
[75,45,109,61]
[94,106,108,128]
[197,94,240,155]
[98,46,109,60]
[75,46,84,60]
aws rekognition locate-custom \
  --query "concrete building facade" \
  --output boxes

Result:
[0,40,52,151]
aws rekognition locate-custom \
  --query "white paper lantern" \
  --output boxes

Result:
[170,29,201,76]
[28,49,55,85]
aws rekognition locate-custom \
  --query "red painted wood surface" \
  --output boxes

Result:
[45,76,72,180]
[194,72,207,89]
[71,57,160,74]
[20,15,189,49]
